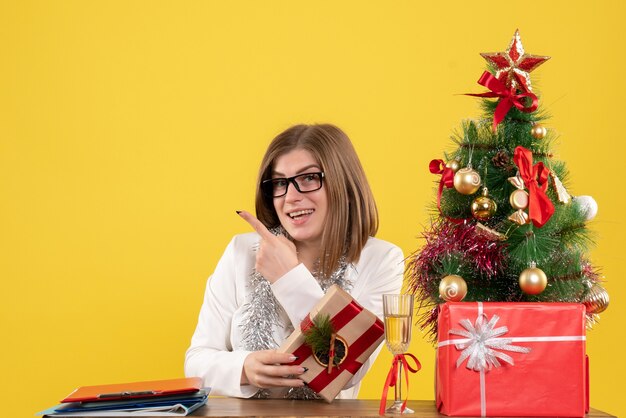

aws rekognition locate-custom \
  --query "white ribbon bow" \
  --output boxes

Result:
[450,313,531,372]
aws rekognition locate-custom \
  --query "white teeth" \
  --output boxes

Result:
[288,209,314,218]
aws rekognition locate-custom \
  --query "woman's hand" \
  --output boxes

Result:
[241,350,306,388]
[238,210,299,283]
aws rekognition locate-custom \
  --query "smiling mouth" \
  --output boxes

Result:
[288,209,314,220]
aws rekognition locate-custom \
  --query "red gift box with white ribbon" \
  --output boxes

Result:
[278,285,385,402]
[436,302,588,417]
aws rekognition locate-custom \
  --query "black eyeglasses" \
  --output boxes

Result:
[261,172,325,198]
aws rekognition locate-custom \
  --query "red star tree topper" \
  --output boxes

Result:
[480,29,550,92]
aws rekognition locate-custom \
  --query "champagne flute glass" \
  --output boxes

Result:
[383,294,414,414]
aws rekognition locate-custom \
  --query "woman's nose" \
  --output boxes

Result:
[284,181,303,202]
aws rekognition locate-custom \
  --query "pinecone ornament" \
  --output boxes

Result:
[492,150,511,170]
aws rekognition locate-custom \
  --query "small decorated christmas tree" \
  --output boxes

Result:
[408,30,609,341]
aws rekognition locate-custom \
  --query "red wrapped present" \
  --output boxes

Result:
[278,285,385,402]
[436,302,587,417]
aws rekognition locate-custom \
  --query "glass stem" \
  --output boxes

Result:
[395,359,403,402]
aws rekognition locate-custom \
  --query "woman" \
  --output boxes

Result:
[185,124,403,399]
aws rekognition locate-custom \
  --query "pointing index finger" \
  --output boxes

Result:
[237,210,274,239]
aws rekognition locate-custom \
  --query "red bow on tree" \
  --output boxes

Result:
[429,159,454,198]
[513,146,554,227]
[429,159,466,225]
[466,71,538,131]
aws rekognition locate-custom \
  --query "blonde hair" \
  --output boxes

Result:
[255,124,378,277]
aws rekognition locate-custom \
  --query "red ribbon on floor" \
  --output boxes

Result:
[429,159,465,225]
[466,71,538,131]
[513,146,554,227]
[379,353,421,416]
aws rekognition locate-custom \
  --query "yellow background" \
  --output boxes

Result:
[1,1,623,417]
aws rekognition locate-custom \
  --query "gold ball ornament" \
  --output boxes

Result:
[582,284,609,314]
[471,188,498,220]
[519,265,548,295]
[446,159,461,172]
[439,275,468,302]
[530,124,547,139]
[453,167,481,195]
